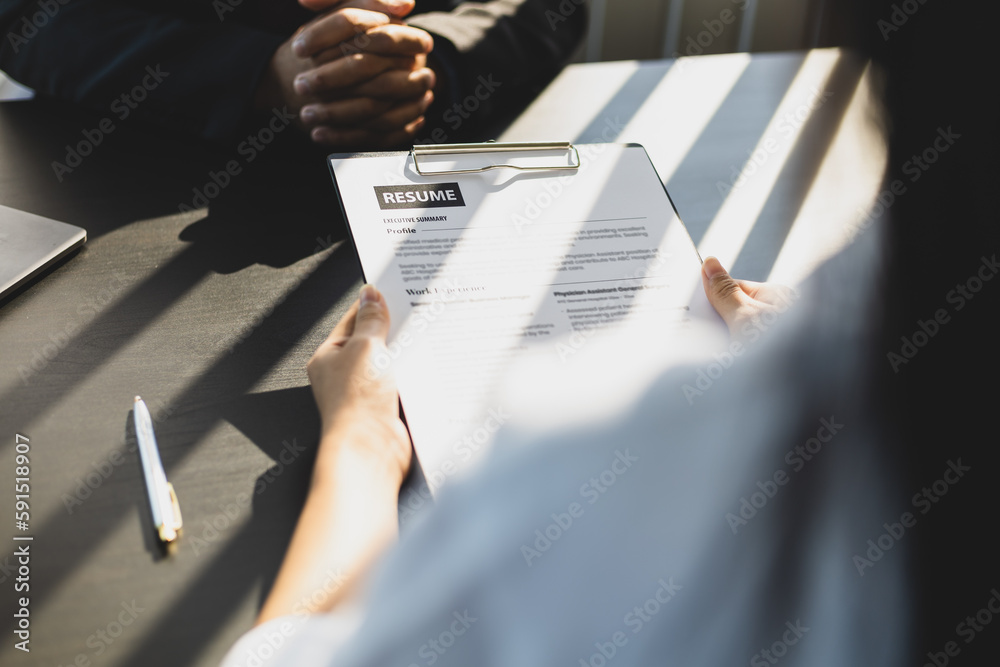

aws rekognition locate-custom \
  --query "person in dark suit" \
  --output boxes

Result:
[0,0,585,147]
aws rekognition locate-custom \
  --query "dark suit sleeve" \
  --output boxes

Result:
[0,1,284,143]
[407,0,586,140]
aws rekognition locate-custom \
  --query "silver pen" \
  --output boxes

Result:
[133,396,182,544]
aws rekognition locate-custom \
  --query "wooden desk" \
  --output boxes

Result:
[0,49,882,667]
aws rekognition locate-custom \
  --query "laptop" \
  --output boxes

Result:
[0,204,87,301]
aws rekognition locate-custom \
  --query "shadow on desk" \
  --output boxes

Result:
[0,98,368,666]
[114,386,320,667]
[0,97,345,262]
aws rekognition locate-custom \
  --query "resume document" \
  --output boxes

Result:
[329,144,727,490]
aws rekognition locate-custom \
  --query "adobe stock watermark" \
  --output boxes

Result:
[681,292,796,405]
[18,270,133,386]
[11,542,29,652]
[223,583,474,667]
[921,587,1000,667]
[725,416,844,535]
[51,66,170,182]
[716,86,833,198]
[511,126,625,235]
[887,253,996,373]
[877,0,929,41]
[409,609,477,667]
[670,0,751,63]
[189,437,308,556]
[60,398,174,514]
[177,106,296,213]
[553,245,678,364]
[545,0,585,30]
[213,0,248,21]
[750,619,810,667]
[233,568,347,667]
[417,74,502,145]
[355,278,473,384]
[420,407,509,490]
[6,0,69,54]
[521,449,638,567]
[578,578,682,667]
[853,458,971,576]
[224,235,338,354]
[291,568,348,617]
[398,406,510,524]
[846,126,961,243]
[50,599,145,666]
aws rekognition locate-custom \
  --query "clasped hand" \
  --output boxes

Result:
[258,0,436,148]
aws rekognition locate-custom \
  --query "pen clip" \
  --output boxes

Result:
[158,482,183,543]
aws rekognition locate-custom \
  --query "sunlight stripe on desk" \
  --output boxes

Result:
[766,61,886,285]
[617,52,751,185]
[695,49,842,274]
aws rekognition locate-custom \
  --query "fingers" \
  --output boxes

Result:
[342,66,434,100]
[353,284,391,340]
[737,280,798,308]
[355,23,433,57]
[299,69,433,127]
[300,96,395,127]
[294,8,430,59]
[298,0,414,18]
[327,299,360,344]
[304,89,429,131]
[295,53,417,96]
[701,256,754,331]
[310,115,425,148]
[318,284,390,352]
[701,257,799,340]
[361,90,432,130]
[293,8,391,58]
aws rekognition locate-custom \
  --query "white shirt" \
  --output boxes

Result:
[221,229,908,667]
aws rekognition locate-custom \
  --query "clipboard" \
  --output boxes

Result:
[326,141,724,502]
[409,141,581,176]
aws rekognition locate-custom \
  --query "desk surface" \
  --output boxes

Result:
[0,49,880,667]
[502,48,882,285]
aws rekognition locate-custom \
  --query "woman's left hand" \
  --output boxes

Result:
[307,283,412,487]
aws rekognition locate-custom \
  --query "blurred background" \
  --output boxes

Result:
[578,0,831,62]
[0,0,839,99]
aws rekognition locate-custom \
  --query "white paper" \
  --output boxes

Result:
[330,144,727,490]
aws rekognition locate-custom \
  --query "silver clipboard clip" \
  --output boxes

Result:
[411,141,581,176]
